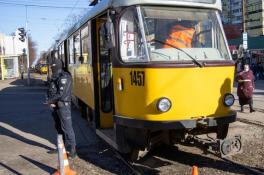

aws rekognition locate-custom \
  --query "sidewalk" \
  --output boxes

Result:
[232,80,264,125]
[0,77,57,175]
[0,78,131,175]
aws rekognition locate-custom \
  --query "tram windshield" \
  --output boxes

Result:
[120,6,231,63]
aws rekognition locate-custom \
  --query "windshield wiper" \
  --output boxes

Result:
[151,51,171,60]
[153,39,203,68]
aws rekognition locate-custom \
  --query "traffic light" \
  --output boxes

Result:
[18,27,26,42]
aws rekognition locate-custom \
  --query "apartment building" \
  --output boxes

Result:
[245,0,264,36]
[222,0,243,24]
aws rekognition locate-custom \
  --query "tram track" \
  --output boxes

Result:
[237,118,264,128]
[72,106,264,175]
[110,143,264,175]
[110,148,142,175]
[77,122,264,175]
[221,157,264,175]
[110,132,264,175]
[233,105,264,114]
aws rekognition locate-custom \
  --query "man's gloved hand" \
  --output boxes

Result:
[50,104,56,108]
[44,100,56,108]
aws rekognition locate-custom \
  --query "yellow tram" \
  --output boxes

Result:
[50,0,239,158]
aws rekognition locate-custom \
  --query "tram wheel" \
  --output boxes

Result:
[217,124,229,140]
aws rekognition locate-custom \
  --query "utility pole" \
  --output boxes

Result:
[242,0,248,65]
[242,0,246,33]
[25,6,30,86]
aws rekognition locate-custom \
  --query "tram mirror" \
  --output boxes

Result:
[101,19,115,49]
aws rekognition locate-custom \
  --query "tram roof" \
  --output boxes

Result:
[56,0,222,46]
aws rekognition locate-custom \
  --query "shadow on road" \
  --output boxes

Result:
[0,78,56,149]
[0,162,23,175]
[0,78,134,175]
[19,155,56,174]
[140,144,264,175]
[0,126,54,151]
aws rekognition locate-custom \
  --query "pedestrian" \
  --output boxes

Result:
[47,59,76,158]
[257,62,264,80]
[236,61,242,73]
[236,63,255,113]
[20,65,24,80]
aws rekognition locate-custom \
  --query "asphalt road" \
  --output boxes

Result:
[0,77,263,175]
[0,78,131,175]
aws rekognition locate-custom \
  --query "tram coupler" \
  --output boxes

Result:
[218,135,242,157]
[185,135,242,158]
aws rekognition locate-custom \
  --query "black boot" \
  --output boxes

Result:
[249,104,255,113]
[240,106,244,112]
[66,146,76,159]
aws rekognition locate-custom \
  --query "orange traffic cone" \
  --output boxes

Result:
[192,166,199,175]
[53,135,77,175]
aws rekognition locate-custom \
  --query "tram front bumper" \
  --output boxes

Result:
[114,111,237,131]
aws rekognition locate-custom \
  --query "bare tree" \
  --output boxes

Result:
[39,51,48,63]
[28,35,37,66]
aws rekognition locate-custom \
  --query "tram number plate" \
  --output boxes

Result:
[130,71,145,86]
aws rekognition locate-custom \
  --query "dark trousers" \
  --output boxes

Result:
[239,97,254,110]
[52,102,76,149]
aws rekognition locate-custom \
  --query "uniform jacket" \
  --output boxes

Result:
[163,24,195,48]
[48,70,72,103]
[47,76,57,99]
[236,70,255,98]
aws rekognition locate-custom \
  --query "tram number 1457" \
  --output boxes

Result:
[130,70,145,86]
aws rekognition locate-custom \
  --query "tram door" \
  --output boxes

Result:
[96,19,113,128]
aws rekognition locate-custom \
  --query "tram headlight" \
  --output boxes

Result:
[223,94,235,107]
[157,97,172,112]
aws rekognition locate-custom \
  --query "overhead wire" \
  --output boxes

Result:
[0,0,90,52]
[0,1,87,9]
[56,0,86,36]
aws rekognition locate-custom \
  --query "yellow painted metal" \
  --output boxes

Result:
[67,18,113,129]
[113,66,235,121]
[40,65,48,74]
[68,63,95,109]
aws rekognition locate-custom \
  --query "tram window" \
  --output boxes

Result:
[81,24,92,64]
[58,47,60,59]
[120,7,231,62]
[73,32,81,64]
[141,7,230,61]
[68,36,74,64]
[120,7,147,62]
[61,44,65,64]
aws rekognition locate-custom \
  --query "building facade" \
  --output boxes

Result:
[222,0,243,24]
[221,0,264,37]
[245,0,264,36]
[0,31,26,79]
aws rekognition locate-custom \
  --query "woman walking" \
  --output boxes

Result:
[236,63,255,113]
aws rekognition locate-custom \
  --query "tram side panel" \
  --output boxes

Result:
[69,64,95,109]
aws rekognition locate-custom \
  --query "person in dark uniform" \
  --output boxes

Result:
[47,59,76,158]
[236,63,255,113]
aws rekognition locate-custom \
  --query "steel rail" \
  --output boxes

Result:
[237,118,264,128]
[222,157,264,175]
[110,148,142,175]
